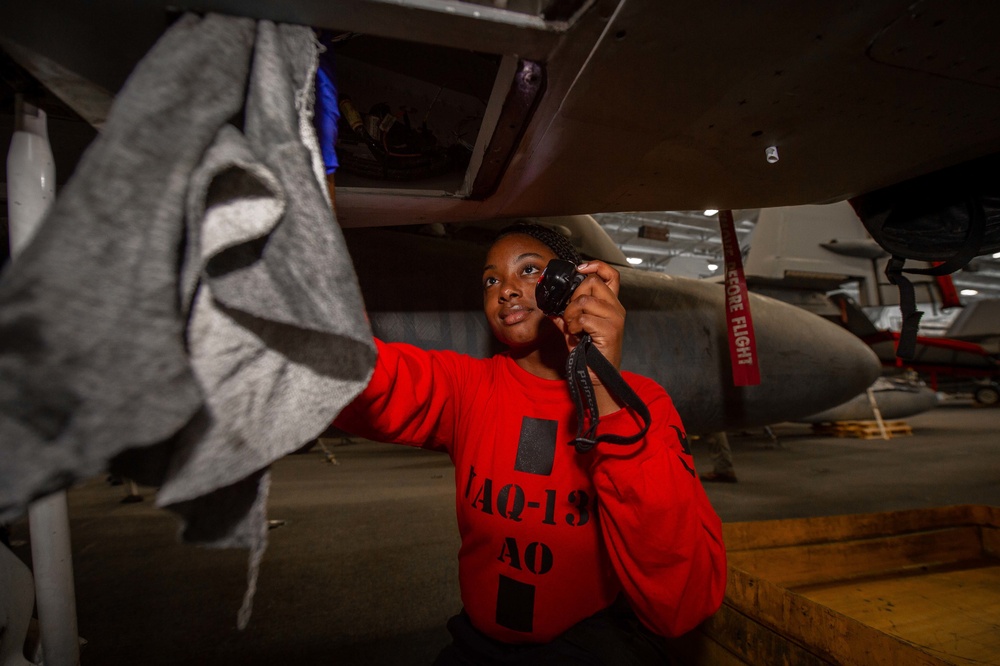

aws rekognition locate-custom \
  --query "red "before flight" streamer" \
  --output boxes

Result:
[719,210,761,386]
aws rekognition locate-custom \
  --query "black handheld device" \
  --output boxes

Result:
[535,259,586,317]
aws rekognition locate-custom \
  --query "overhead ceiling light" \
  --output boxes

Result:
[993,252,1000,259]
[703,209,719,217]
[626,257,643,265]
[706,263,719,271]
[961,289,978,296]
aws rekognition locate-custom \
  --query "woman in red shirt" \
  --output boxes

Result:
[335,222,726,664]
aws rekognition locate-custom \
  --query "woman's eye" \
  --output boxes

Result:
[484,276,498,289]
[523,265,539,276]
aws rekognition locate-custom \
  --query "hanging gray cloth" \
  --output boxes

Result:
[0,13,375,627]
[0,13,253,518]
[160,22,377,626]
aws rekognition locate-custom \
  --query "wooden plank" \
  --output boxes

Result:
[723,505,999,552]
[712,507,1000,665]
[728,527,986,588]
[696,602,831,665]
[665,618,754,666]
[724,567,955,666]
[798,563,1000,665]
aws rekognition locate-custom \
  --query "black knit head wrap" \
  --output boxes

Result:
[493,222,583,265]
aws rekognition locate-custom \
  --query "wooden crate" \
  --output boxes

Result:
[666,505,1000,665]
[812,419,913,439]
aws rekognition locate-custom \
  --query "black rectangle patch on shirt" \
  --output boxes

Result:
[514,417,557,476]
[496,574,535,633]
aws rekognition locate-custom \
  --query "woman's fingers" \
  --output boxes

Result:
[575,260,621,296]
[562,293,624,333]
[560,264,626,369]
[563,266,626,329]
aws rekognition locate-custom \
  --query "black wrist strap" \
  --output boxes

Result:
[565,334,652,453]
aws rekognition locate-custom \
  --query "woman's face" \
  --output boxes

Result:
[482,234,561,350]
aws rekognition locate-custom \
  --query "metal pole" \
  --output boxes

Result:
[27,494,80,666]
[7,95,81,666]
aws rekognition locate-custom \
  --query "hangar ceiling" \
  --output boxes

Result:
[595,210,759,280]
[594,210,1000,313]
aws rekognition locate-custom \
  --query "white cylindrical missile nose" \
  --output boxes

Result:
[7,102,56,259]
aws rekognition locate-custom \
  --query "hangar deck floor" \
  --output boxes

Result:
[5,402,999,666]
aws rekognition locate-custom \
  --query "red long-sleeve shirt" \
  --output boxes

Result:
[334,339,726,643]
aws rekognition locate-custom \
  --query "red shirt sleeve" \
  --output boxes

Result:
[333,338,468,454]
[589,376,727,637]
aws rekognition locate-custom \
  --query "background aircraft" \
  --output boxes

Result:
[833,293,1000,405]
[743,202,1000,406]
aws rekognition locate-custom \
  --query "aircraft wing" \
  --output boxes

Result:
[4,0,1000,228]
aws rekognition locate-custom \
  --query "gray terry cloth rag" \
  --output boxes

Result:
[0,14,375,627]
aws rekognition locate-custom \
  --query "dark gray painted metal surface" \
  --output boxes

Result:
[5,1,1000,225]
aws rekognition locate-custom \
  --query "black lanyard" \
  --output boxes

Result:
[565,334,651,453]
